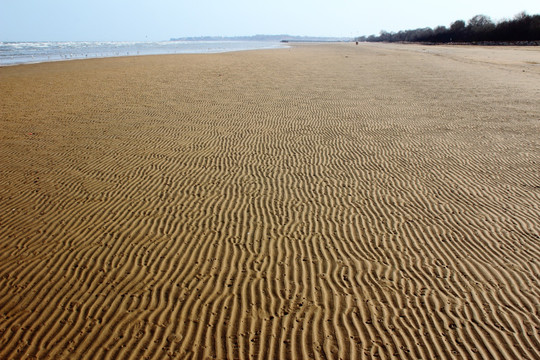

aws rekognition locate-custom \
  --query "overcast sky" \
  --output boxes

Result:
[1,0,539,41]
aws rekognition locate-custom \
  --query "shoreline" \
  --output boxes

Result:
[0,40,289,67]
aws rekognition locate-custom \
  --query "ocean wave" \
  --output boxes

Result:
[0,41,286,66]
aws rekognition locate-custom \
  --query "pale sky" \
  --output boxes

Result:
[1,0,539,41]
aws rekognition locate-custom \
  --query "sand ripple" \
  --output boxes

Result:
[0,44,539,359]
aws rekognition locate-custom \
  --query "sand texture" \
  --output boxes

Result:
[1,43,539,359]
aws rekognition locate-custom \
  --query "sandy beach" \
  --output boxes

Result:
[1,43,539,359]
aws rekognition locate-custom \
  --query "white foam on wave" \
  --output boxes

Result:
[0,41,287,66]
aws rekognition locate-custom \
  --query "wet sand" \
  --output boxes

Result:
[0,43,539,359]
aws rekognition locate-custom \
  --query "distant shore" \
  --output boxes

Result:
[170,34,351,42]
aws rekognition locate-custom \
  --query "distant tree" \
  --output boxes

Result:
[450,20,466,32]
[467,15,495,40]
[361,11,540,43]
[379,30,392,42]
[433,26,450,42]
[449,20,466,41]
[417,27,434,41]
[514,11,528,21]
[366,34,378,42]
[468,14,494,28]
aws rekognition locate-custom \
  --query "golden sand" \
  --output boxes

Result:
[0,43,539,359]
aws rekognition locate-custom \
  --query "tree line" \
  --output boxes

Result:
[356,12,540,44]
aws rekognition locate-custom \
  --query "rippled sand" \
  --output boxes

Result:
[1,43,539,359]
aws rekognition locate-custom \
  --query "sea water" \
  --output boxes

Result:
[0,41,286,66]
